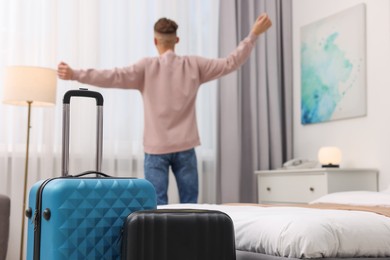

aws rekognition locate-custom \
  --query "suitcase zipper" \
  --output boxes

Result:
[33,177,60,260]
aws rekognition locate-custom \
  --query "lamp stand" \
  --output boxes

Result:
[20,101,32,260]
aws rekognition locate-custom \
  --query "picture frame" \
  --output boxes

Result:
[300,4,367,125]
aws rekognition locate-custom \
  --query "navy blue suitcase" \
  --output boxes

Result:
[26,89,157,260]
[121,209,236,260]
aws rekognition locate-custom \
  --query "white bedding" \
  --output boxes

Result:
[310,190,390,207]
[159,201,390,258]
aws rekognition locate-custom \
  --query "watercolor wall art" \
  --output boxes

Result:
[300,4,366,125]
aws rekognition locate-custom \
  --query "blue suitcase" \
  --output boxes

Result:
[26,89,157,260]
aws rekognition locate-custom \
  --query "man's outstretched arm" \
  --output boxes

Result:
[198,13,272,84]
[57,61,145,90]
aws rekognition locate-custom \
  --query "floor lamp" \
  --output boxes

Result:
[2,66,57,260]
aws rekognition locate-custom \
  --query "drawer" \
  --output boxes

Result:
[258,175,327,203]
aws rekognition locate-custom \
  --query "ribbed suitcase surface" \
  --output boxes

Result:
[27,176,156,260]
[121,209,236,260]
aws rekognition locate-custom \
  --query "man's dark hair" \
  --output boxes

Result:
[154,18,178,34]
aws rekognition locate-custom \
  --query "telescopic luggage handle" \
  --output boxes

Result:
[63,89,104,105]
[61,88,104,176]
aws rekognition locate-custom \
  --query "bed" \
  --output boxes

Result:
[159,190,390,259]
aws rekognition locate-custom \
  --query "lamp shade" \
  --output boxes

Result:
[318,146,342,167]
[3,66,57,106]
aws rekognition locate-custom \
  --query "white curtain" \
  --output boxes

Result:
[0,0,219,259]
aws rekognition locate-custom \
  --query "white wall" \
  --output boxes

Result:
[293,0,390,190]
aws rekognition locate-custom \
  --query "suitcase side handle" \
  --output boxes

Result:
[61,88,104,176]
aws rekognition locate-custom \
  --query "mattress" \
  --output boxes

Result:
[159,191,390,259]
[236,250,390,260]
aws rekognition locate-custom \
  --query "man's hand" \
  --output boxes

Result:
[57,62,73,80]
[251,13,272,36]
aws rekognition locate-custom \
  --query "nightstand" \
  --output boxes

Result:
[255,168,378,204]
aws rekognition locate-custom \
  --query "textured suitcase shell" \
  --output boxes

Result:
[121,209,236,260]
[27,176,156,260]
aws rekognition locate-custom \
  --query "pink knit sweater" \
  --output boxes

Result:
[72,33,258,154]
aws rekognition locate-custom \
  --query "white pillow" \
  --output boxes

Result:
[309,191,390,207]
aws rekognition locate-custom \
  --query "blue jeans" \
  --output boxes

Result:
[144,148,198,205]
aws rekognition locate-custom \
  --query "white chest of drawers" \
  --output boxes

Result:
[255,168,378,204]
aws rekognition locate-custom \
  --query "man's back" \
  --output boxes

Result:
[70,32,258,154]
[141,50,203,154]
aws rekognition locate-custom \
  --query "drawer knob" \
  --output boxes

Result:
[309,187,314,192]
[266,187,271,191]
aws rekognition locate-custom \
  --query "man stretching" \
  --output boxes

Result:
[57,14,272,205]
